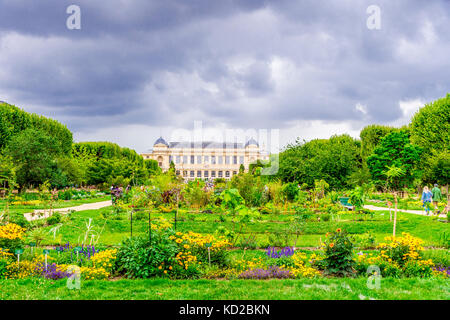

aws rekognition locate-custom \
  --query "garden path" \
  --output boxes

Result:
[23,200,112,221]
[363,205,447,218]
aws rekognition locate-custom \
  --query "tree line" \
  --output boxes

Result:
[0,102,160,190]
[276,94,449,190]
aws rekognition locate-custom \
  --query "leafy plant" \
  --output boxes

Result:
[322,229,355,276]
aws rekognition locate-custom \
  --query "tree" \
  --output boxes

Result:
[410,94,450,184]
[4,128,62,189]
[278,134,361,189]
[144,159,161,177]
[367,131,422,189]
[0,102,72,153]
[410,94,450,155]
[384,165,406,237]
[360,124,396,160]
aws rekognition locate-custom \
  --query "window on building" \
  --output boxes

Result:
[218,171,223,177]
[225,156,230,164]
[225,171,230,178]
[183,171,187,176]
[239,156,244,164]
[211,171,216,178]
[211,156,216,164]
[176,170,180,176]
[158,162,162,166]
[191,155,195,164]
[197,156,202,164]
[183,155,188,164]
[218,156,223,164]
[197,170,202,177]
[176,156,181,164]
[233,156,237,164]
[204,171,209,178]
[190,171,195,177]
[233,171,237,176]
[204,156,209,163]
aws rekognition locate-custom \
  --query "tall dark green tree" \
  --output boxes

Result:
[367,130,422,188]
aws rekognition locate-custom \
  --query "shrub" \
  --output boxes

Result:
[323,229,355,276]
[282,182,299,201]
[377,233,424,266]
[115,227,203,279]
[46,212,62,226]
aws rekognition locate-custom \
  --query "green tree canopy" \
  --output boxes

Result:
[4,128,63,188]
[360,124,396,160]
[367,130,422,189]
[278,134,361,189]
[0,102,72,154]
[410,93,450,155]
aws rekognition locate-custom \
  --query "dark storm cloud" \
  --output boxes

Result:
[0,0,449,137]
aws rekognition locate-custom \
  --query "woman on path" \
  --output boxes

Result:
[421,186,433,215]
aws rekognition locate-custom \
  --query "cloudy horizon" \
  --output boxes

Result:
[1,0,449,153]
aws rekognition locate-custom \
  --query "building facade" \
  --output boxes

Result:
[141,137,268,180]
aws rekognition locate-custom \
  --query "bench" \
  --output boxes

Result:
[339,197,354,210]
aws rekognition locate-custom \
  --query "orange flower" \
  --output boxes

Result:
[329,243,335,248]
[336,228,341,232]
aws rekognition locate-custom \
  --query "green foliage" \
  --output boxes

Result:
[421,150,450,185]
[4,128,65,188]
[367,130,422,189]
[183,180,211,208]
[0,102,72,154]
[115,230,200,279]
[230,173,267,207]
[282,182,299,201]
[220,188,245,213]
[323,229,355,276]
[46,212,62,226]
[410,94,449,155]
[278,134,361,189]
[360,124,396,160]
[73,142,149,186]
[349,186,367,210]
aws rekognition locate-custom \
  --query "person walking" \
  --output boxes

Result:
[431,184,442,215]
[421,186,433,215]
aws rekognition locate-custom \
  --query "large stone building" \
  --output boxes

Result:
[141,137,268,180]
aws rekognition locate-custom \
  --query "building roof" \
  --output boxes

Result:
[153,137,169,146]
[245,138,259,147]
[169,141,245,149]
[151,137,260,150]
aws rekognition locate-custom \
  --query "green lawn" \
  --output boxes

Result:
[0,277,448,300]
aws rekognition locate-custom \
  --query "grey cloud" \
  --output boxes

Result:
[0,0,449,149]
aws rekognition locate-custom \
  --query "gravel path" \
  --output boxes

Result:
[23,200,112,221]
[363,204,447,218]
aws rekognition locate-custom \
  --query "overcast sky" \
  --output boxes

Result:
[0,0,449,153]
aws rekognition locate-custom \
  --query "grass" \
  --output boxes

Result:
[33,205,449,248]
[0,277,448,300]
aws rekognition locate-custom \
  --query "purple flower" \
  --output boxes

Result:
[238,266,293,279]
[266,246,295,259]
